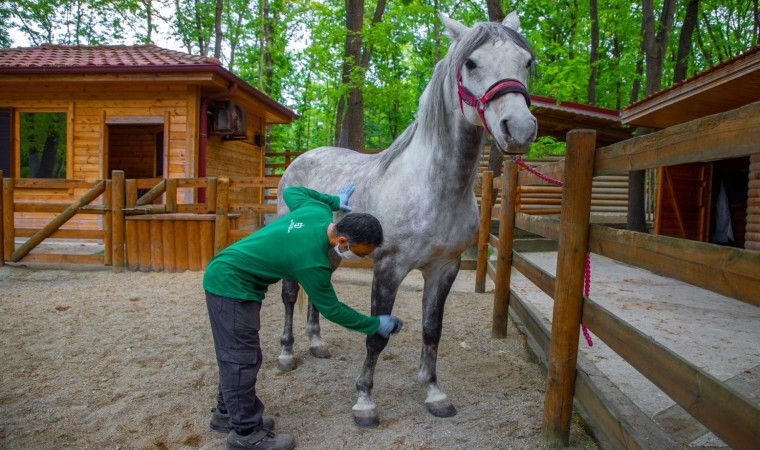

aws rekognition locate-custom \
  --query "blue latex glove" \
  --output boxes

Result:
[376,315,403,338]
[338,182,355,211]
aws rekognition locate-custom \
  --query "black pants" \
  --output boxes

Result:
[205,290,264,435]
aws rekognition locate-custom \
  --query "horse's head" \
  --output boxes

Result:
[442,12,537,154]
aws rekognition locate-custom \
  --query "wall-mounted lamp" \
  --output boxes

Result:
[254,134,265,147]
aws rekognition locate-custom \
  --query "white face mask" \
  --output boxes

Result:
[333,243,365,260]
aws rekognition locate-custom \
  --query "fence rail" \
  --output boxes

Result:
[0,171,280,271]
[476,100,760,449]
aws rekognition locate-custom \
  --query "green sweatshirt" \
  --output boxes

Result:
[203,186,379,336]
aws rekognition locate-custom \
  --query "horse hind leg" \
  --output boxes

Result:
[278,279,299,372]
[419,260,460,418]
[306,248,342,359]
[306,299,331,359]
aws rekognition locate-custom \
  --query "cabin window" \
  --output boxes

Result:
[18,112,67,178]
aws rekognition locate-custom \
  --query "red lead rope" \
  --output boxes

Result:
[514,156,593,347]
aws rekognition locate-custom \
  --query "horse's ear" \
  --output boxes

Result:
[439,13,468,40]
[503,11,521,31]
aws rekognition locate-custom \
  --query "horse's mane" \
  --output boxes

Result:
[375,21,534,175]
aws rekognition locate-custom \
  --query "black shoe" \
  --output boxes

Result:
[227,428,295,450]
[210,408,275,433]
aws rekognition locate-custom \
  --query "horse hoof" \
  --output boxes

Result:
[426,400,457,418]
[277,356,296,372]
[309,345,331,359]
[352,410,380,428]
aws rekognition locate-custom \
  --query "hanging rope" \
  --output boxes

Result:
[514,156,593,347]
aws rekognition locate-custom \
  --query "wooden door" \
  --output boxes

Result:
[654,163,712,241]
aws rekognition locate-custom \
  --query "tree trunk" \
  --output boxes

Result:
[587,0,599,105]
[486,0,505,22]
[628,0,677,233]
[336,0,386,151]
[674,0,699,83]
[214,0,223,60]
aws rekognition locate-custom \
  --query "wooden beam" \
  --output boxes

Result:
[2,178,12,261]
[111,170,125,272]
[11,181,105,262]
[588,225,760,307]
[583,298,760,450]
[475,171,494,293]
[515,212,560,241]
[543,130,597,446]
[595,101,760,176]
[492,159,519,338]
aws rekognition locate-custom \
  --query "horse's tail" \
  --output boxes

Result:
[296,283,307,316]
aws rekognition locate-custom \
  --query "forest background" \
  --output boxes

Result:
[1,0,758,229]
[2,0,757,155]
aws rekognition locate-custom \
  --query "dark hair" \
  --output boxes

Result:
[335,213,383,247]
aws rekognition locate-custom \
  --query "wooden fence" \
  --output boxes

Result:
[0,171,280,271]
[476,101,760,449]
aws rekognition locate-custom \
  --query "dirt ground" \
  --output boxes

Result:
[0,264,597,450]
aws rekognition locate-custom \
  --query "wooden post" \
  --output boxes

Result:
[492,159,519,338]
[475,171,494,292]
[11,181,106,262]
[214,177,230,255]
[542,130,596,446]
[200,220,214,268]
[166,178,177,213]
[150,220,162,271]
[174,221,189,271]
[2,176,14,261]
[206,177,218,213]
[111,170,125,273]
[137,220,150,271]
[162,220,176,272]
[126,218,139,271]
[187,220,202,270]
[0,170,4,267]
[104,180,112,265]
[125,179,138,208]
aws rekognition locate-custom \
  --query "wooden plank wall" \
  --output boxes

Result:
[1,83,194,232]
[748,154,760,251]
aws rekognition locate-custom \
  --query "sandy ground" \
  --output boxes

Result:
[0,265,597,450]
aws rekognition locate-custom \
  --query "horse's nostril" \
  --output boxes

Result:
[501,120,512,138]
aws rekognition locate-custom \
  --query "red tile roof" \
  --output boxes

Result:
[0,44,298,122]
[0,43,220,69]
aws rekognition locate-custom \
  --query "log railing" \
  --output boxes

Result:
[0,171,280,271]
[476,101,760,449]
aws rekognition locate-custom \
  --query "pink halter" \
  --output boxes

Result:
[456,71,531,137]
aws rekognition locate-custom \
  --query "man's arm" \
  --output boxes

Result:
[296,267,380,335]
[283,186,340,212]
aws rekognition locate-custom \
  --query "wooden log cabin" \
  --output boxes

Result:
[621,45,760,251]
[0,44,297,236]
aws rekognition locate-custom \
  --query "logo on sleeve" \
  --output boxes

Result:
[288,219,304,233]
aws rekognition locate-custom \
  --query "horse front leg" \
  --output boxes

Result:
[278,279,299,372]
[419,259,460,417]
[353,261,407,428]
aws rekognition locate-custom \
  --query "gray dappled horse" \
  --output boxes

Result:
[276,12,537,427]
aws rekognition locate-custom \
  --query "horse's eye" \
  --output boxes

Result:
[526,59,534,69]
[464,59,476,70]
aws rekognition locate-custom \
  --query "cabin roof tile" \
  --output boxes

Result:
[0,44,220,68]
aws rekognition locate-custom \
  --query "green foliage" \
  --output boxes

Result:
[19,112,67,178]
[2,0,757,154]
[524,136,566,159]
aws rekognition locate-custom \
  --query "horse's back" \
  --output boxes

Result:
[276,146,376,216]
